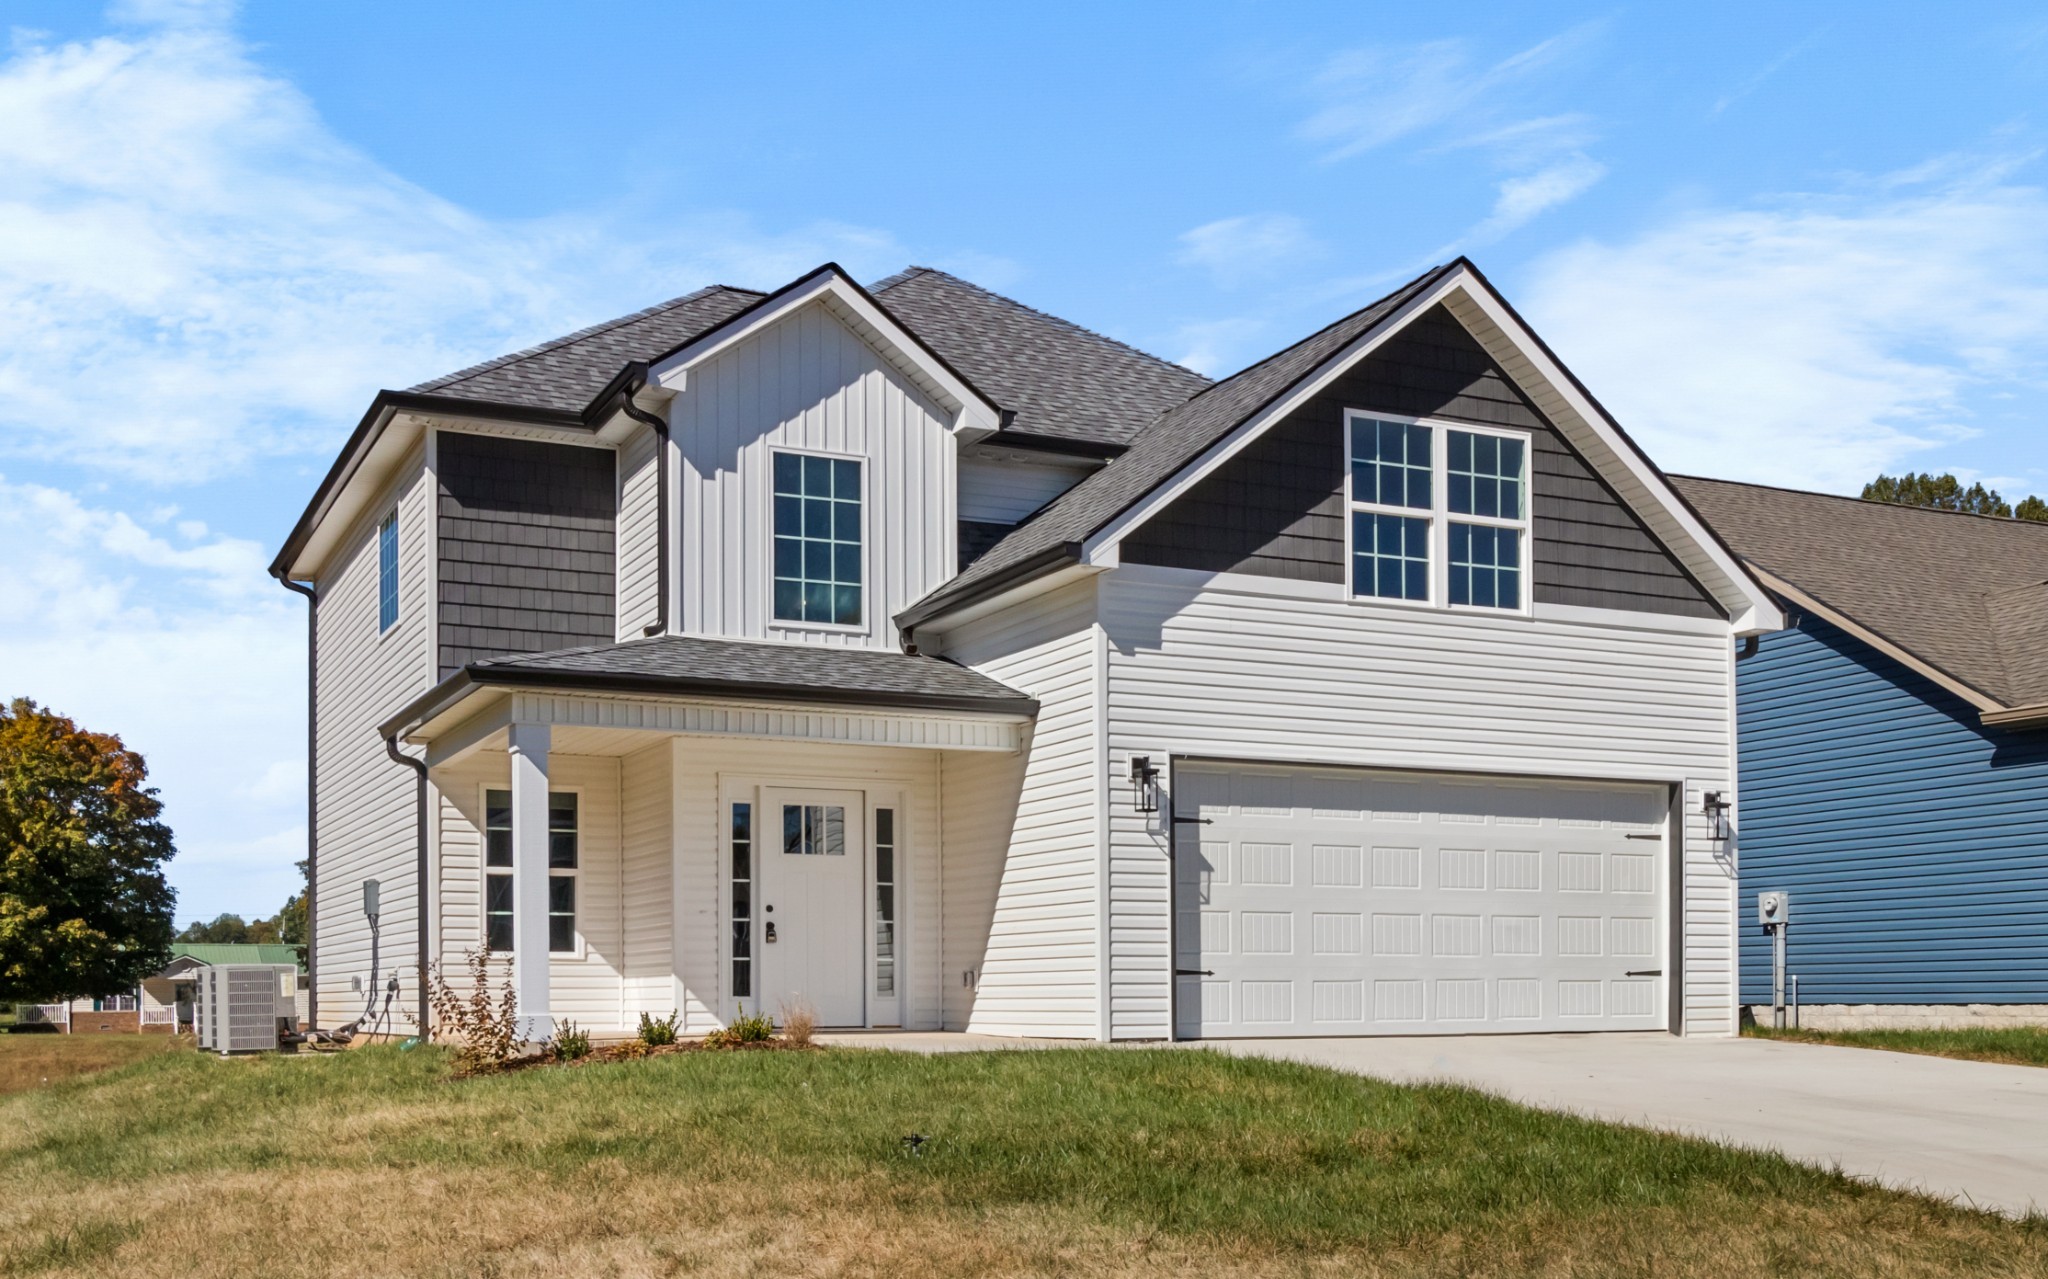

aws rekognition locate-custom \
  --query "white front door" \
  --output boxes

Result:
[1174,763,1670,1038]
[759,787,867,1027]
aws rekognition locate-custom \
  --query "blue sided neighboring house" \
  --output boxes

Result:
[1675,475,2048,1029]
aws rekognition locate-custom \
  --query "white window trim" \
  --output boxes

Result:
[868,791,905,1022]
[765,444,871,636]
[478,782,586,961]
[1342,410,1534,617]
[376,507,401,637]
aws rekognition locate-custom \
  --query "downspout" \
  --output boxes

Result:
[274,574,318,1028]
[383,731,431,1040]
[616,373,671,638]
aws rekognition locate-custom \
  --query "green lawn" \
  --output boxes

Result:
[1747,1023,2048,1068]
[0,1031,181,1095]
[0,1042,2041,1278]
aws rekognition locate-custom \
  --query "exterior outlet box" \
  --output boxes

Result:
[1758,891,1791,927]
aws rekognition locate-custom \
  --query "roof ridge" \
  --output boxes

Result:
[1672,472,2048,530]
[413,283,768,394]
[881,265,1210,385]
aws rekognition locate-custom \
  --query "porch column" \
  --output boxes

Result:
[507,721,553,1044]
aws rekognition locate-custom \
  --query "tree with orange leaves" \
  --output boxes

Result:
[0,699,176,1004]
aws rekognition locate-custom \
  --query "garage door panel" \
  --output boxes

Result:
[1173,763,1669,1039]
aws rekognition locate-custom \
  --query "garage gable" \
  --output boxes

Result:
[1121,304,1722,620]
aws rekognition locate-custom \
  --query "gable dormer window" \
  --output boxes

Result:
[1346,412,1529,612]
[377,509,399,632]
[772,450,863,627]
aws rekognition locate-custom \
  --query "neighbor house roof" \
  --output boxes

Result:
[870,267,1210,450]
[166,943,304,970]
[1671,475,2048,721]
[382,633,1039,740]
[898,262,1458,628]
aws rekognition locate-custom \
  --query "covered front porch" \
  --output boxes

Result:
[383,635,1038,1041]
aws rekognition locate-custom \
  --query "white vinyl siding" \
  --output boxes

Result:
[435,753,627,1029]
[1100,563,1737,1040]
[619,740,674,1014]
[957,456,1093,525]
[672,738,942,1034]
[938,579,1104,1038]
[310,442,433,1032]
[615,419,662,638]
[671,300,957,649]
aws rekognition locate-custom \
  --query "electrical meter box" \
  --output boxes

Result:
[1757,890,1791,927]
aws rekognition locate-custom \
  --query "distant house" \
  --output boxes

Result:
[19,943,306,1033]
[1675,476,2048,1029]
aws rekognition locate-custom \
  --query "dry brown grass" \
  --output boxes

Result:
[0,1044,2042,1278]
[0,1031,181,1095]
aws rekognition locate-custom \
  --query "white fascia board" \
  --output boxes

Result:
[1439,275,1783,631]
[1080,270,1465,562]
[647,271,1003,442]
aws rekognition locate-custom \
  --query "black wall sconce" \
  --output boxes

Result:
[1129,754,1161,814]
[1702,790,1731,842]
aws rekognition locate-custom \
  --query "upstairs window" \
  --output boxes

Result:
[1346,413,1530,612]
[772,451,863,627]
[377,510,399,632]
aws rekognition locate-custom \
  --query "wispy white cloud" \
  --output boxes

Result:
[1522,159,2048,492]
[1294,25,1609,248]
[1176,213,1318,286]
[0,12,922,485]
[0,474,304,922]
[1710,31,1828,117]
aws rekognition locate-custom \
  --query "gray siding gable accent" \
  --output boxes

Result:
[436,430,617,677]
[1122,306,1721,619]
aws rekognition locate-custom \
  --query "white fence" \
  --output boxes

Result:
[15,1004,69,1030]
[140,1006,177,1029]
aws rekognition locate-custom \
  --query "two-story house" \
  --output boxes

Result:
[270,258,1780,1044]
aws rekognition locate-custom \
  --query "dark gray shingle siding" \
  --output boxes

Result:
[1124,306,1721,619]
[437,431,616,676]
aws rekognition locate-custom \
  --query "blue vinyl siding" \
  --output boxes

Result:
[1737,615,2048,1004]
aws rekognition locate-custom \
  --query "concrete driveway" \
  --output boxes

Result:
[824,1030,2048,1215]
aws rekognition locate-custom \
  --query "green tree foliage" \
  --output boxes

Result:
[1862,472,2013,516]
[278,858,309,947]
[2017,496,2048,523]
[0,699,176,1002]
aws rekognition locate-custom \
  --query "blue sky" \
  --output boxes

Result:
[3,0,2046,923]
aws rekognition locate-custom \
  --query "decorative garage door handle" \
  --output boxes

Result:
[1175,968,1214,977]
[1624,969,1661,977]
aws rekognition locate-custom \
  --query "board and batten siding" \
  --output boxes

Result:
[1099,563,1739,1039]
[615,420,662,639]
[672,738,942,1033]
[1737,615,2048,1004]
[311,442,433,1032]
[957,455,1092,525]
[937,580,1105,1038]
[1120,305,1720,620]
[435,752,630,1028]
[670,300,958,650]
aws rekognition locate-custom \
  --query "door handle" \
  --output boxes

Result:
[1174,968,1214,977]
[765,922,777,944]
[1624,969,1661,977]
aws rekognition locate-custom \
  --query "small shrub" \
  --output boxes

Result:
[704,1011,775,1049]
[548,1019,591,1062]
[637,1009,680,1047]
[428,948,521,1076]
[779,999,816,1048]
[614,1039,649,1060]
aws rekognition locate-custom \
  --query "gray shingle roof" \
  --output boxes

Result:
[871,267,1210,447]
[410,285,766,412]
[901,263,1455,626]
[1671,475,2048,709]
[462,633,1035,713]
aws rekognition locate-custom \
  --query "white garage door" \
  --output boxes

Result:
[1173,762,1670,1038]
